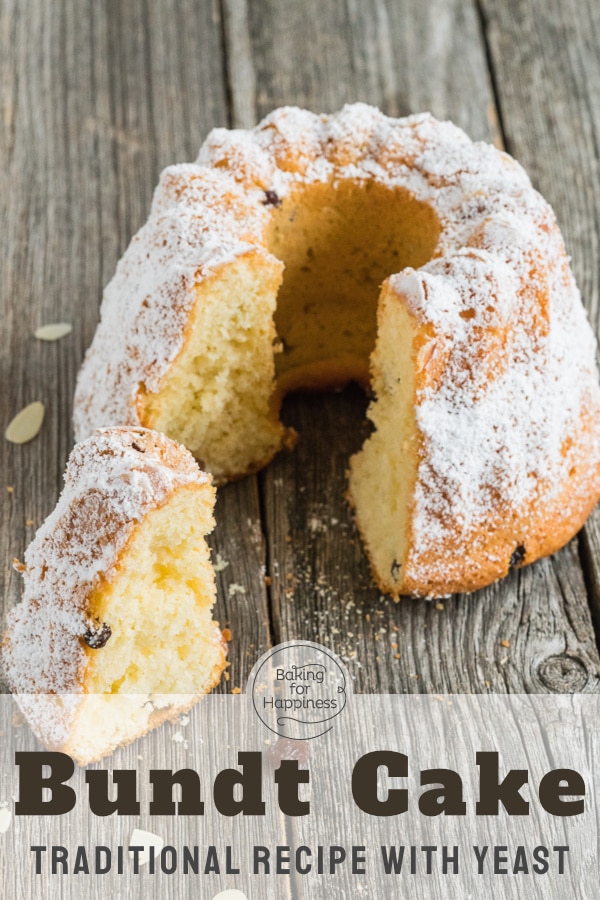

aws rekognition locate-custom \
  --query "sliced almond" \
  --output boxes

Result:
[211,892,249,900]
[5,402,45,444]
[129,829,164,866]
[34,322,72,341]
[0,809,11,834]
[416,340,437,372]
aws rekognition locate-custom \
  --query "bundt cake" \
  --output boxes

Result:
[73,104,600,598]
[2,427,226,763]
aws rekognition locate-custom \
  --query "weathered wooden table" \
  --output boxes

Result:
[2,0,600,700]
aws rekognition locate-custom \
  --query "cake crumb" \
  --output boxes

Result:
[228,583,246,597]
[436,602,444,610]
[231,686,241,694]
[222,627,232,642]
[6,486,13,493]
[309,516,327,534]
[501,639,510,648]
[214,553,229,572]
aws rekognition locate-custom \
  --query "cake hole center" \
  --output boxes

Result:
[265,179,441,394]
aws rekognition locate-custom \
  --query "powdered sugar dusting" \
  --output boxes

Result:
[73,170,273,439]
[2,428,211,701]
[71,103,600,594]
[74,104,539,442]
[388,204,600,589]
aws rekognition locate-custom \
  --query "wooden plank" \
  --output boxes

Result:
[222,0,257,129]
[0,0,272,698]
[0,2,289,899]
[478,0,600,333]
[224,0,600,692]
[243,0,501,141]
[477,0,600,659]
[582,508,600,635]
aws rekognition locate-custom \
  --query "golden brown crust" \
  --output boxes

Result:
[350,242,600,598]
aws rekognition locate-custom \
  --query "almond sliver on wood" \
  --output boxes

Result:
[5,402,45,444]
[34,323,72,341]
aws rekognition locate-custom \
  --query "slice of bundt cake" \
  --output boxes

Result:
[2,427,226,763]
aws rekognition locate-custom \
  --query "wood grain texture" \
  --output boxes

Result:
[0,2,284,892]
[0,0,271,694]
[233,0,600,693]
[582,508,600,638]
[477,0,600,675]
[222,0,257,129]
[478,0,600,332]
